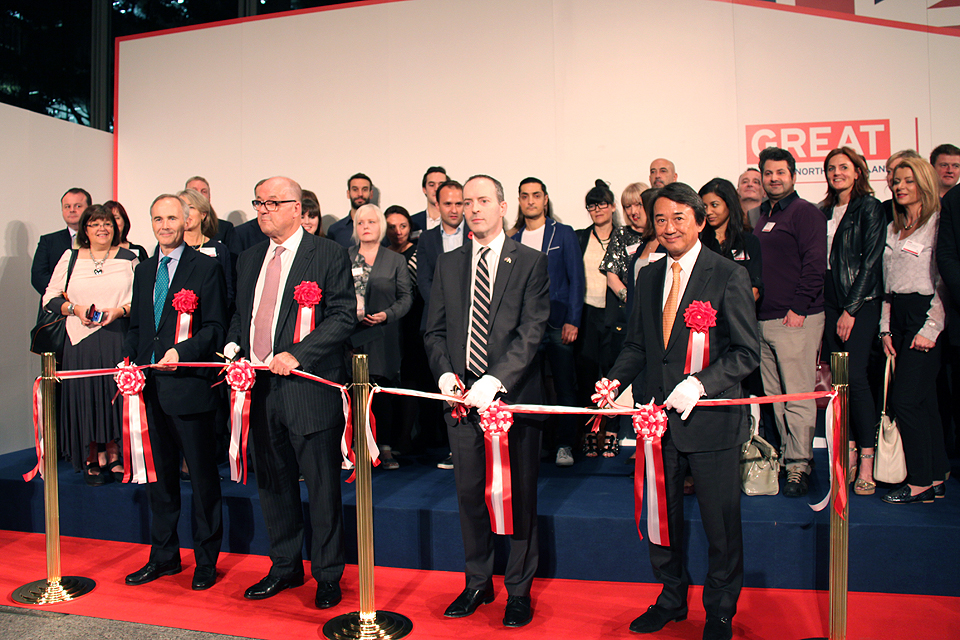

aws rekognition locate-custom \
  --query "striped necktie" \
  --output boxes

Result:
[468,247,491,378]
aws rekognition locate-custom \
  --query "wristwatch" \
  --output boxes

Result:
[67,302,76,316]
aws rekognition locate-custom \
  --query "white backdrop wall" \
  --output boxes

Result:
[2,103,114,454]
[116,0,960,240]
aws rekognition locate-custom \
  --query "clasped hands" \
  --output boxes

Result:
[439,372,503,412]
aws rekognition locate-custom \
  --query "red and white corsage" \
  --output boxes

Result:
[683,300,717,374]
[293,281,322,342]
[172,289,199,343]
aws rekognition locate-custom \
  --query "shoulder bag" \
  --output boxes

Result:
[29,250,78,361]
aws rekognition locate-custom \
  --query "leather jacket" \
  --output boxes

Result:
[822,194,885,315]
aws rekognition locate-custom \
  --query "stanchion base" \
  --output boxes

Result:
[12,577,96,605]
[323,610,413,640]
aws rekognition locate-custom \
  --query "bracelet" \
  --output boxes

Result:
[879,331,892,338]
[617,287,627,302]
[67,302,76,316]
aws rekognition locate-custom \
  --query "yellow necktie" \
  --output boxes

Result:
[663,261,682,348]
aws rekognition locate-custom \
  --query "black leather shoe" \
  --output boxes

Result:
[125,559,182,585]
[444,587,494,618]
[243,573,305,600]
[315,580,342,609]
[503,595,532,627]
[703,616,733,640]
[629,604,687,633]
[934,482,946,499]
[192,565,217,591]
[882,485,935,504]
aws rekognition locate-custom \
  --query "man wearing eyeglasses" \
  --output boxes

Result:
[326,172,374,248]
[224,176,357,609]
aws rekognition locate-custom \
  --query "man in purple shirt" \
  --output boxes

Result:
[753,147,827,497]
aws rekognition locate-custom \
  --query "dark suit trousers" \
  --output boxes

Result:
[250,375,345,582]
[448,412,541,597]
[651,431,743,620]
[144,382,222,568]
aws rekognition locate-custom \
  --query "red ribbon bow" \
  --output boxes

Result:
[293,281,322,307]
[684,300,716,333]
[115,359,156,484]
[225,359,256,483]
[632,402,670,546]
[171,288,199,314]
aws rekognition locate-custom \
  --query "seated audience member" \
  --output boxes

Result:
[300,189,323,236]
[32,188,89,295]
[349,204,414,469]
[880,156,948,504]
[42,205,137,485]
[575,179,619,458]
[930,143,960,199]
[512,177,584,467]
[178,189,234,311]
[410,166,448,239]
[104,200,148,262]
[185,176,235,248]
[737,168,762,230]
[817,148,884,495]
[881,150,923,225]
[698,178,762,301]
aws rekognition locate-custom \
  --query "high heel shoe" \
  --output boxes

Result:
[583,432,599,457]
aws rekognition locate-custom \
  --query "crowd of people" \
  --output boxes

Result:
[28,142,960,638]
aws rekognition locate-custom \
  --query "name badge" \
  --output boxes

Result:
[901,239,924,257]
[733,250,747,261]
[648,252,665,262]
[762,222,776,232]
[626,243,641,255]
[199,247,217,258]
[351,266,364,277]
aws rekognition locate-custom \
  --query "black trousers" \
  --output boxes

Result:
[651,431,743,620]
[144,382,222,568]
[448,412,542,598]
[823,278,881,450]
[250,375,345,582]
[889,293,949,486]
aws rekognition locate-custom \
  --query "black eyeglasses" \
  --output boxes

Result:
[252,199,296,212]
[586,203,610,213]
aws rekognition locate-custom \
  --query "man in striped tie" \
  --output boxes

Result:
[424,174,550,628]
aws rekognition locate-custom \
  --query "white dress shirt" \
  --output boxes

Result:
[662,240,702,311]
[249,226,305,365]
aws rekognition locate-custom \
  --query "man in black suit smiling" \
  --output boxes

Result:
[424,174,550,628]
[224,176,356,609]
[604,182,759,640]
[122,194,227,591]
[31,187,90,294]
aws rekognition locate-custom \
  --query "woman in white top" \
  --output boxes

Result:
[42,205,137,485]
[879,156,948,504]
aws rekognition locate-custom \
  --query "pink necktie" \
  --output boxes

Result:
[253,246,285,361]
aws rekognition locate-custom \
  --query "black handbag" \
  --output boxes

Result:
[29,250,78,361]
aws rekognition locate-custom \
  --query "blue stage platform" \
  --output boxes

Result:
[2,446,958,596]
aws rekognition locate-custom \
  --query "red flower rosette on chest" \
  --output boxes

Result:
[632,401,670,546]
[115,359,156,484]
[480,400,514,535]
[683,300,716,375]
[225,359,256,483]
[172,289,199,344]
[293,281,322,342]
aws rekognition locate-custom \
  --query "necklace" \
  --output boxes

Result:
[904,218,918,231]
[89,248,109,275]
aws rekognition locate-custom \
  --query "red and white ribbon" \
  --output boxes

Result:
[810,393,845,518]
[225,359,256,484]
[683,301,716,375]
[23,379,44,482]
[481,400,514,535]
[293,281,322,343]
[172,289,198,344]
[115,361,157,484]
[632,402,670,545]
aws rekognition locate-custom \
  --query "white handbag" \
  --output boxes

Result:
[874,354,907,485]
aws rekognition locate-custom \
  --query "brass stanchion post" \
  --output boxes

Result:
[323,354,412,639]
[14,352,95,605]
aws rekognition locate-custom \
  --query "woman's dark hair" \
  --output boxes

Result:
[76,205,120,249]
[384,204,412,224]
[103,200,131,243]
[821,147,874,211]
[639,188,660,241]
[585,179,620,226]
[698,178,747,259]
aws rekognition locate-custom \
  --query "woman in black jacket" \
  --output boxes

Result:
[820,147,885,495]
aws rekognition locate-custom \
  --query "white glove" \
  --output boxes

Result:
[463,375,504,412]
[223,342,240,361]
[664,376,705,421]
[438,372,461,406]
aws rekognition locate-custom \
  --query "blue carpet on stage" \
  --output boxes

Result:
[2,446,958,597]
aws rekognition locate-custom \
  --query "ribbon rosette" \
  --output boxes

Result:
[293,281,322,342]
[589,378,621,432]
[480,400,514,535]
[172,289,199,344]
[683,300,716,375]
[115,360,156,484]
[225,359,256,483]
[632,401,670,546]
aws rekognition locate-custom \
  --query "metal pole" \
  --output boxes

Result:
[828,351,849,640]
[323,354,411,639]
[14,353,95,605]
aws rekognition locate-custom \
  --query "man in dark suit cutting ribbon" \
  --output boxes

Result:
[224,176,356,610]
[603,182,759,640]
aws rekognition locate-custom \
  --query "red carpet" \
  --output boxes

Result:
[1,530,956,639]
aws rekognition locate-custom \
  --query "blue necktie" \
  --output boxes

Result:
[152,256,171,363]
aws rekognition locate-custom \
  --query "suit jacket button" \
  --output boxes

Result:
[662,358,668,364]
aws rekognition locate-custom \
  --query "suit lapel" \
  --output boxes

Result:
[665,251,714,353]
[489,239,517,325]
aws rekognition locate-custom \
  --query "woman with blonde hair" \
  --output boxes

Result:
[177,188,234,309]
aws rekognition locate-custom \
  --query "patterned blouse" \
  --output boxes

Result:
[600,226,645,282]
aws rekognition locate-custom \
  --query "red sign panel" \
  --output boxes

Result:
[746,119,891,164]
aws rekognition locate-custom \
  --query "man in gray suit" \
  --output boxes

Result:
[224,176,356,609]
[424,174,550,628]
